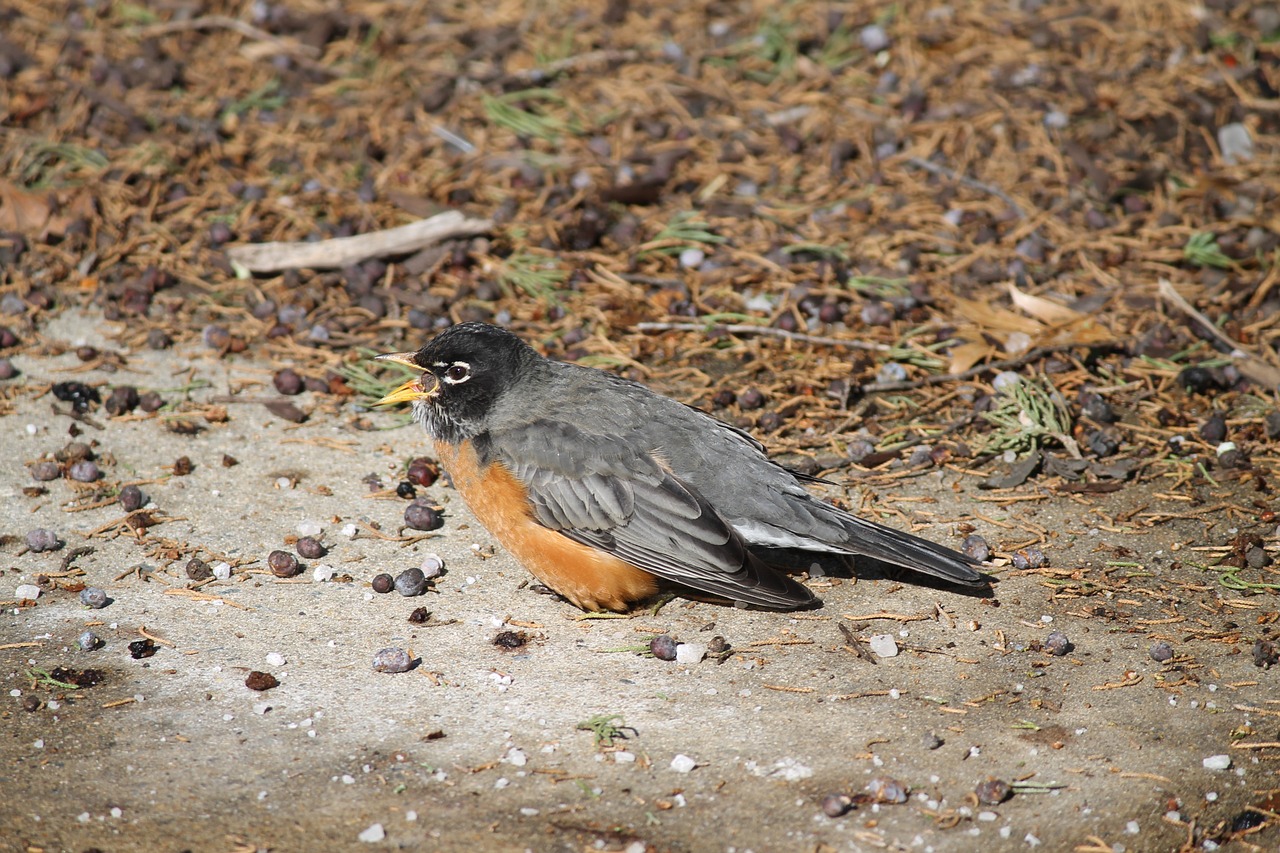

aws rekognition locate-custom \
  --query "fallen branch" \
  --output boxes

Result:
[226,211,493,273]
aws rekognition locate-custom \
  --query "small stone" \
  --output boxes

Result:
[268,550,301,578]
[79,587,108,609]
[678,247,705,269]
[211,562,232,580]
[649,634,678,661]
[357,823,386,843]
[1044,631,1072,656]
[1012,546,1047,569]
[675,643,706,664]
[922,732,944,750]
[860,23,890,52]
[1202,754,1232,771]
[372,647,413,673]
[962,534,991,562]
[821,793,853,817]
[394,568,427,596]
[77,631,101,651]
[15,583,41,600]
[419,553,445,578]
[975,778,1012,804]
[403,500,443,531]
[68,460,100,482]
[670,754,697,773]
[1218,122,1253,166]
[867,776,909,804]
[868,634,899,658]
[29,461,60,481]
[296,536,326,559]
[25,528,61,552]
[738,388,765,410]
[245,671,279,691]
[1149,642,1174,663]
[312,564,335,582]
[118,484,146,512]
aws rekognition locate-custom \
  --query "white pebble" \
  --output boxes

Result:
[504,747,527,767]
[266,652,286,667]
[212,562,232,580]
[977,811,998,822]
[110,807,122,818]
[1218,122,1254,165]
[1125,820,1140,834]
[253,702,272,715]
[494,777,509,789]
[312,564,335,582]
[519,807,539,816]
[341,523,358,539]
[1202,754,1232,770]
[357,823,385,843]
[297,520,323,537]
[675,643,706,664]
[614,751,636,763]
[869,634,899,658]
[15,584,40,600]
[405,810,417,821]
[678,248,705,269]
[670,754,697,773]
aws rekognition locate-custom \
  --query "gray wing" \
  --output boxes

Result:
[488,420,816,610]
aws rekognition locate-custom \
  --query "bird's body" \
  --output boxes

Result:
[377,323,985,612]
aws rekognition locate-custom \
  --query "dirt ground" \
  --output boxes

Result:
[4,1,1280,852]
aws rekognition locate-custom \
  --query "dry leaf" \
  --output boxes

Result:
[1006,282,1087,326]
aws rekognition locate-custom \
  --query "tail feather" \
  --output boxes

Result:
[841,514,986,587]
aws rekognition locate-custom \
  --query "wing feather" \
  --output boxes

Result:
[495,421,815,610]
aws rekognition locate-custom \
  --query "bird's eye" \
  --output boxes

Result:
[444,363,470,383]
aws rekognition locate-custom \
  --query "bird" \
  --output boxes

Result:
[375,322,986,612]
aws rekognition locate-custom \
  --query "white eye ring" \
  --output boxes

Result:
[442,362,471,384]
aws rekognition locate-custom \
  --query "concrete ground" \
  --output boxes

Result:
[2,311,1277,852]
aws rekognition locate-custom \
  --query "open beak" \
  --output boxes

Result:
[373,352,439,407]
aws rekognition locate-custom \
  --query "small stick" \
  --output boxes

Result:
[634,321,889,351]
[905,157,1026,219]
[227,212,493,273]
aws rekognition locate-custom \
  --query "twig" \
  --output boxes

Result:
[501,49,641,85]
[127,14,337,77]
[635,321,889,351]
[226,211,493,273]
[1157,279,1280,390]
[905,157,1026,219]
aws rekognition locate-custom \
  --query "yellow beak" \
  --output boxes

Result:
[372,352,439,407]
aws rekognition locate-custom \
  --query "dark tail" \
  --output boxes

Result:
[839,514,987,587]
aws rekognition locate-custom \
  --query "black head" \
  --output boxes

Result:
[378,323,537,443]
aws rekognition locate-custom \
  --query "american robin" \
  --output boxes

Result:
[376,322,986,612]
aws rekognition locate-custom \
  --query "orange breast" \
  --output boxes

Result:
[433,439,659,612]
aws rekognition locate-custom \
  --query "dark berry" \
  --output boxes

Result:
[739,388,765,410]
[119,485,146,511]
[273,368,304,395]
[371,573,394,594]
[1044,631,1072,656]
[404,500,443,531]
[29,461,60,481]
[185,558,212,580]
[105,386,139,415]
[296,536,326,559]
[268,550,301,578]
[128,639,157,659]
[79,587,109,609]
[650,634,679,661]
[406,457,439,487]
